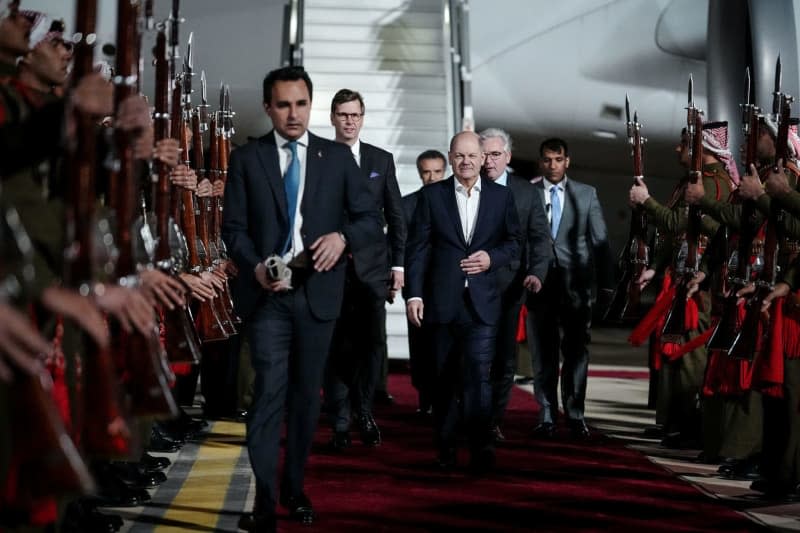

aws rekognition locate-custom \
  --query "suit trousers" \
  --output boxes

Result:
[246,286,336,512]
[408,318,434,407]
[526,267,591,424]
[490,298,523,426]
[324,268,385,432]
[430,290,496,453]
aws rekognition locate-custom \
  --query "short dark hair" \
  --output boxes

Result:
[416,149,446,172]
[539,137,569,157]
[330,88,364,114]
[262,66,313,105]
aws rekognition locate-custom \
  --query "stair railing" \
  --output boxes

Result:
[444,0,473,135]
[281,0,305,66]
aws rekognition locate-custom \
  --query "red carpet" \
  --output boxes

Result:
[283,374,764,532]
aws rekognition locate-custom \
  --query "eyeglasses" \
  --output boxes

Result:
[484,151,506,160]
[334,112,363,122]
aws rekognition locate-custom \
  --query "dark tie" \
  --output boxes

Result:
[550,185,561,239]
[282,140,300,255]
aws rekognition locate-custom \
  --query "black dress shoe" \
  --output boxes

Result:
[235,409,248,423]
[373,390,395,405]
[237,512,276,532]
[91,466,151,508]
[148,426,182,453]
[568,420,590,439]
[531,422,556,439]
[642,424,664,438]
[358,414,382,446]
[328,431,351,452]
[491,425,506,443]
[110,461,167,489]
[692,451,722,464]
[514,376,534,385]
[141,452,171,472]
[717,458,738,477]
[436,447,457,470]
[279,492,315,524]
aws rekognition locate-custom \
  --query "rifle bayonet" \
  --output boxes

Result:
[197,70,209,132]
[773,54,782,119]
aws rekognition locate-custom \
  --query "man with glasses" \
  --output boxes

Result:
[323,88,406,452]
[406,131,520,473]
[479,128,550,442]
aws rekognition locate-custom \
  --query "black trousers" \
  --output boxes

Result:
[490,297,523,426]
[324,271,385,432]
[246,287,335,512]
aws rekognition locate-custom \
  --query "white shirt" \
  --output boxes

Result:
[274,129,309,261]
[542,176,567,225]
[494,170,509,187]
[349,139,361,166]
[454,177,481,244]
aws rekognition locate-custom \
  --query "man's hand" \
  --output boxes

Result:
[735,282,756,304]
[196,178,213,197]
[72,73,114,116]
[636,268,656,290]
[139,269,186,309]
[738,164,765,201]
[629,177,650,205]
[93,285,156,338]
[407,299,424,327]
[310,232,346,272]
[684,179,705,205]
[523,274,542,293]
[763,282,791,312]
[765,159,791,197]
[686,271,706,299]
[170,165,197,191]
[179,272,215,301]
[212,180,225,196]
[116,94,150,133]
[460,251,491,275]
[40,286,110,349]
[154,138,180,168]
[0,303,49,383]
[391,270,404,291]
[200,270,225,292]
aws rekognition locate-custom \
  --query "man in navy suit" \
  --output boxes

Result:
[526,138,613,440]
[403,150,447,414]
[323,88,406,451]
[223,67,382,531]
[406,132,520,472]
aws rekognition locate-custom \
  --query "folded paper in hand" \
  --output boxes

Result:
[265,255,292,288]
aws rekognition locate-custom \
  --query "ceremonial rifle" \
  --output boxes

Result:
[662,75,704,343]
[605,95,649,322]
[729,57,792,361]
[707,68,761,353]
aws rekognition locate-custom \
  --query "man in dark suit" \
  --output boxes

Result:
[223,67,382,532]
[526,138,613,439]
[406,132,520,472]
[323,88,406,450]
[403,149,447,414]
[478,128,551,442]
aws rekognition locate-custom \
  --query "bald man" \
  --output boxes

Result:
[405,131,520,473]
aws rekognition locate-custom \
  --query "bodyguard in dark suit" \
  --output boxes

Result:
[323,89,406,450]
[223,67,382,531]
[526,138,613,439]
[403,150,447,414]
[406,132,520,472]
[478,129,551,441]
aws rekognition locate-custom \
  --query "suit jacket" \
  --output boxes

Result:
[406,176,521,326]
[494,173,552,303]
[222,130,383,321]
[350,141,406,298]
[532,177,613,306]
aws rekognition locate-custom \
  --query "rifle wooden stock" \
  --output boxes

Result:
[662,112,704,343]
[12,370,95,502]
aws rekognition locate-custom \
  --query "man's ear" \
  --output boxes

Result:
[564,157,570,169]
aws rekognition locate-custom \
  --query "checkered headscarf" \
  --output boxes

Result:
[701,121,740,185]
[21,10,64,49]
[762,114,800,160]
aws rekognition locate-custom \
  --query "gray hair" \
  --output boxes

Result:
[479,127,513,153]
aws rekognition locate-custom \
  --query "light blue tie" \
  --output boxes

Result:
[282,141,300,255]
[550,185,562,239]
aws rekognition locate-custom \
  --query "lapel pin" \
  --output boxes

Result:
[317,150,323,158]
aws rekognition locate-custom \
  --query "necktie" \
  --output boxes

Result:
[282,140,300,255]
[550,185,561,239]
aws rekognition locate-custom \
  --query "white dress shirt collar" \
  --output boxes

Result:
[494,170,509,187]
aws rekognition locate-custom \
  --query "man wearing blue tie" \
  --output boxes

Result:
[526,138,614,440]
[223,67,382,532]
